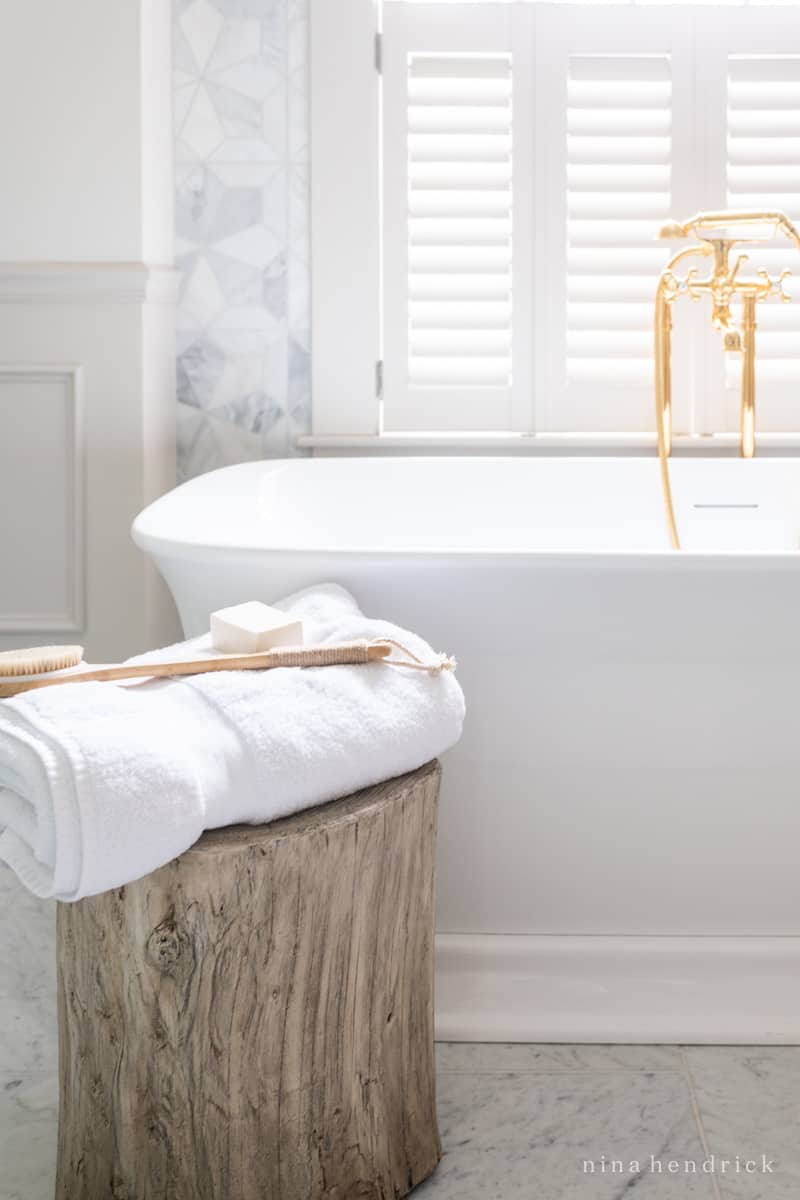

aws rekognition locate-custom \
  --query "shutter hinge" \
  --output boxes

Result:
[374,31,382,74]
[375,359,384,399]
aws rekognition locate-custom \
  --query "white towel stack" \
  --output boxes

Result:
[0,585,464,901]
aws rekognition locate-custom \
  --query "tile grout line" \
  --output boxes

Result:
[681,1047,724,1200]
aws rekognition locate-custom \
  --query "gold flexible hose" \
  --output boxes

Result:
[654,290,680,550]
[654,244,712,551]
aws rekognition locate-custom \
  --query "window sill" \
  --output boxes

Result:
[296,432,800,455]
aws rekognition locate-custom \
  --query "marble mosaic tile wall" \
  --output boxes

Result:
[173,0,310,480]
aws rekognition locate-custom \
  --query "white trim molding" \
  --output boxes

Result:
[298,431,800,454]
[0,262,180,306]
[0,364,85,634]
[436,934,800,1044]
[309,0,380,437]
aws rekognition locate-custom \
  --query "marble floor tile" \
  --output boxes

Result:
[686,1047,800,1199]
[4,1045,799,1199]
[436,1042,684,1074]
[0,864,56,979]
[0,866,57,1074]
[0,1072,58,1200]
[0,985,58,1074]
[417,1068,716,1199]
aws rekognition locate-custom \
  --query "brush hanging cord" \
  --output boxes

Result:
[377,639,456,675]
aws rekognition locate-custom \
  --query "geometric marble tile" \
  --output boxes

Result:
[182,86,226,159]
[177,333,227,409]
[207,78,267,140]
[181,256,228,326]
[206,17,261,75]
[686,1047,800,1199]
[180,0,224,73]
[177,398,281,482]
[287,8,308,160]
[416,1068,716,1199]
[172,0,310,480]
[214,225,284,268]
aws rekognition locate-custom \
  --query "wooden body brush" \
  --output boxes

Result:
[0,642,392,700]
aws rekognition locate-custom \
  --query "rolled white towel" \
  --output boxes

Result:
[0,585,465,900]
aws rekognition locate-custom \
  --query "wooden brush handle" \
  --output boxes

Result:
[0,642,392,699]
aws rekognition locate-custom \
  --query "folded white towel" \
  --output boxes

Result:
[0,585,464,900]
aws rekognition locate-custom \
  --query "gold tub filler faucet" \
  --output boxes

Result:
[654,209,800,549]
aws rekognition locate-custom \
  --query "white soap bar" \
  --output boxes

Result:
[210,601,304,654]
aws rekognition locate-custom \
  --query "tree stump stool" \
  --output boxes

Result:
[55,760,442,1200]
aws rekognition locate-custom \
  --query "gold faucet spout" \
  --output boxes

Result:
[712,306,741,350]
[653,208,800,548]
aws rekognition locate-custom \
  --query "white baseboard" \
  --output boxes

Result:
[435,934,800,1044]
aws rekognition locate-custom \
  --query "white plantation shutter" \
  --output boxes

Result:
[382,4,534,432]
[407,54,513,388]
[534,8,697,432]
[723,51,800,430]
[565,56,672,390]
[357,4,800,440]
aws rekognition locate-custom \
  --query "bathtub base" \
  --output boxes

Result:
[436,934,800,1043]
[131,456,800,1044]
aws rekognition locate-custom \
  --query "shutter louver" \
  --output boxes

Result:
[727,54,800,389]
[407,53,513,390]
[566,55,672,388]
[378,6,800,439]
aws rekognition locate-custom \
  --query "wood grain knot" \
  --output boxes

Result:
[146,919,188,976]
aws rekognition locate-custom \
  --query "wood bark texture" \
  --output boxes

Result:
[55,759,442,1200]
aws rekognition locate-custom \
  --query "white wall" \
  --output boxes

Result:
[0,0,173,263]
[0,0,178,663]
[0,1,309,1114]
[0,2,182,1124]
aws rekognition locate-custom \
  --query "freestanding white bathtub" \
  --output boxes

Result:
[133,456,800,1043]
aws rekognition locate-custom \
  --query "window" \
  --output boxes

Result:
[308,2,800,443]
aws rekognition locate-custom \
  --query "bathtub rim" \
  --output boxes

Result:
[132,455,800,564]
[132,534,800,569]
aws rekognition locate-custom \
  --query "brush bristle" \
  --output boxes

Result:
[0,645,84,677]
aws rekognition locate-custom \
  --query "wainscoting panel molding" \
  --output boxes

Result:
[0,262,179,660]
[0,364,85,634]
